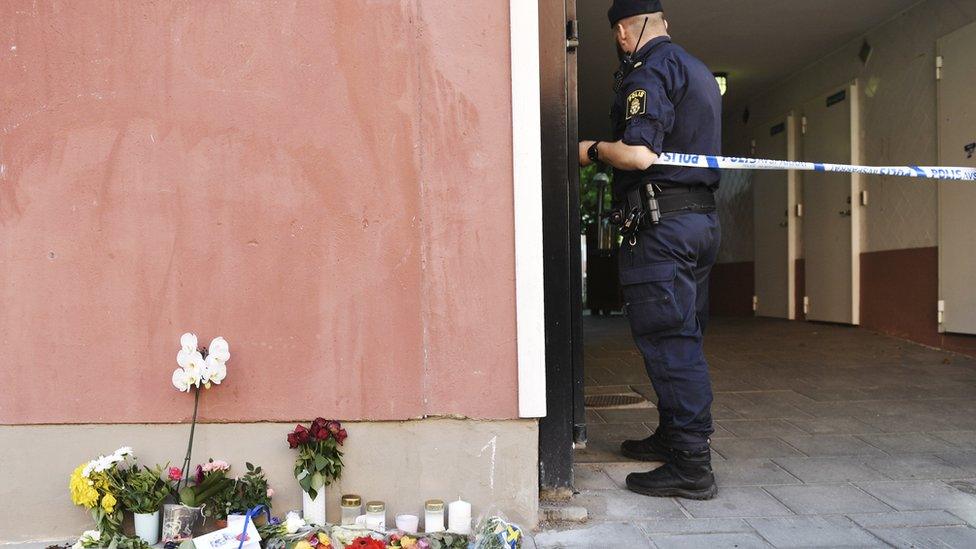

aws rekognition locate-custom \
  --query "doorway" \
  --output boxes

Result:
[937,20,976,336]
[752,114,799,319]
[800,82,862,325]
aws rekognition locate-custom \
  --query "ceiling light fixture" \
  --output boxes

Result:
[714,72,728,96]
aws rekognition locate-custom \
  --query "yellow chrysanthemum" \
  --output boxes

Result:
[69,465,99,508]
[101,492,117,513]
[317,533,331,546]
[400,536,416,548]
[91,472,110,491]
[294,541,313,549]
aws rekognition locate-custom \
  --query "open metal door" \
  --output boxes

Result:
[938,21,976,335]
[801,83,862,325]
[538,0,583,491]
[752,114,798,319]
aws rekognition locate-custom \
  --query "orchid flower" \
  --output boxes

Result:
[208,336,230,363]
[204,355,227,385]
[180,332,198,353]
[172,367,191,392]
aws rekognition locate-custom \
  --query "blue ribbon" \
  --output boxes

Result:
[237,505,270,549]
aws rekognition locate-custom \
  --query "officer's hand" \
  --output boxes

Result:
[579,140,596,167]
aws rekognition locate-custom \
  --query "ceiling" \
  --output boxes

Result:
[576,0,923,138]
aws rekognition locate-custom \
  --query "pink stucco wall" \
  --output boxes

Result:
[0,1,518,423]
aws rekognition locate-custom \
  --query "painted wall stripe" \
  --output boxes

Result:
[509,0,546,419]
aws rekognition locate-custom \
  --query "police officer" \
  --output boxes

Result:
[578,0,722,500]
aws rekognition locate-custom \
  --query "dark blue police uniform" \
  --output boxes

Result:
[611,35,723,453]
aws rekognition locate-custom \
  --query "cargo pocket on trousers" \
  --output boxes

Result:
[620,260,684,336]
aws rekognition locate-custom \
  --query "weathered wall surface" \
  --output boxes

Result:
[0,419,539,542]
[0,1,519,423]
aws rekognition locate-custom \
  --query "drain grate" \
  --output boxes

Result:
[584,394,645,408]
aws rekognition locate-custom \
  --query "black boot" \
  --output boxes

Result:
[625,448,717,500]
[620,429,672,462]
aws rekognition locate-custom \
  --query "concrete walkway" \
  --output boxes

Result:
[534,316,976,548]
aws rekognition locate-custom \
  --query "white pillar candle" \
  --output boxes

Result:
[448,499,471,535]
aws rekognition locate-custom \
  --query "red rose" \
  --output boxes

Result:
[310,422,330,441]
[288,424,311,448]
[326,420,341,435]
[335,428,348,445]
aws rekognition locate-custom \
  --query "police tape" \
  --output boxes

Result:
[657,152,976,182]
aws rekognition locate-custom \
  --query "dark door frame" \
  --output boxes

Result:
[538,0,585,491]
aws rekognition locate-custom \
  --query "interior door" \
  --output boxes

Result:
[938,21,976,335]
[801,83,861,325]
[753,115,797,319]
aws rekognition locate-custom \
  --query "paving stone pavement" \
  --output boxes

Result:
[534,316,976,548]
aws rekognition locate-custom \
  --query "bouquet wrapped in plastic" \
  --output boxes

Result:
[473,511,522,549]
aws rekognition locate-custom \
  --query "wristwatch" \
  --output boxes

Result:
[587,141,601,163]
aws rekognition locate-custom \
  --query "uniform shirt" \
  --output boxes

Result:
[610,36,722,200]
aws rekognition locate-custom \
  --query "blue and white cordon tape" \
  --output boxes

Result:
[657,152,976,182]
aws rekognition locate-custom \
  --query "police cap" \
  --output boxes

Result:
[608,0,663,26]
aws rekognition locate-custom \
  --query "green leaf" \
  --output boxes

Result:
[179,486,197,507]
[314,454,327,472]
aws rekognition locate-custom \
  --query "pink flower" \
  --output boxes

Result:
[201,460,230,473]
[168,467,183,481]
[267,488,275,498]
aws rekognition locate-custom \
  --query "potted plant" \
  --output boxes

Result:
[229,463,274,519]
[164,332,230,542]
[162,460,234,542]
[112,464,170,544]
[287,418,347,525]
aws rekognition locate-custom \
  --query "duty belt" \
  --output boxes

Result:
[645,184,716,223]
[609,183,715,235]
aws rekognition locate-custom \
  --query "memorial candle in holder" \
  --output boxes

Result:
[424,499,445,532]
[340,494,362,526]
[365,501,386,531]
[448,498,471,535]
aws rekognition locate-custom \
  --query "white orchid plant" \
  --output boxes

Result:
[172,333,229,391]
[172,332,230,492]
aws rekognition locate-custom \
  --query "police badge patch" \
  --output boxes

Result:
[626,89,647,119]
